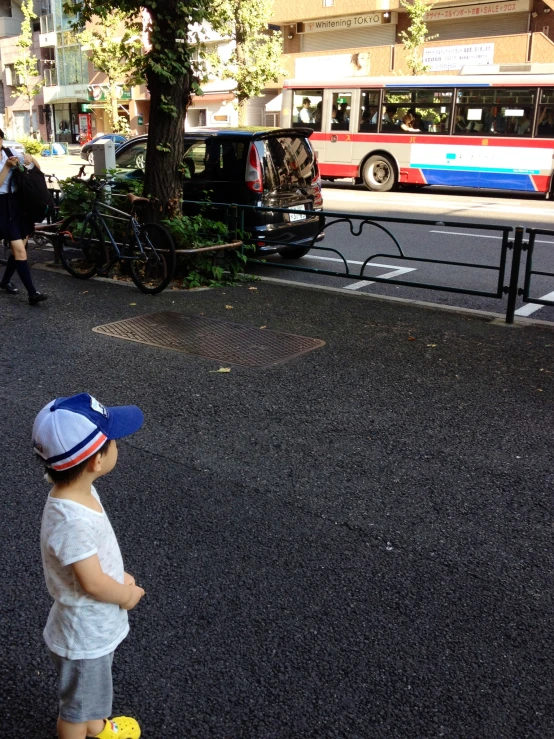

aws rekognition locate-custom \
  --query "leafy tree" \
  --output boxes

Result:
[206,0,282,126]
[399,0,438,75]
[14,0,43,138]
[69,0,209,219]
[78,11,142,134]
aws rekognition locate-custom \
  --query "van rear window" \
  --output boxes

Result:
[183,139,248,182]
[258,136,316,191]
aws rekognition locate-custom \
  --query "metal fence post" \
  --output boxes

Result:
[505,226,524,324]
[229,204,238,242]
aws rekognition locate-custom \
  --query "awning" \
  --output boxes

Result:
[265,93,282,112]
[191,93,234,105]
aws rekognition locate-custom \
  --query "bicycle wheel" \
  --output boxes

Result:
[59,213,109,279]
[129,222,176,294]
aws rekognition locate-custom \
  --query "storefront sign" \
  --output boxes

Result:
[298,13,383,33]
[423,43,494,71]
[87,84,132,102]
[425,0,529,22]
[137,114,144,125]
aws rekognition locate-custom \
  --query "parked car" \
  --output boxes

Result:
[114,128,324,258]
[81,134,128,164]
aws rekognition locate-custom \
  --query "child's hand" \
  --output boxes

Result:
[124,572,136,587]
[123,583,145,610]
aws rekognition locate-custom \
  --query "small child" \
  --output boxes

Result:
[33,393,146,739]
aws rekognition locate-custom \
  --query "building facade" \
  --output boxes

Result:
[271,0,554,94]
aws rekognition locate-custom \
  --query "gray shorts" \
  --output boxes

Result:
[49,650,114,723]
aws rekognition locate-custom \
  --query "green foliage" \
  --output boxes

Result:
[163,212,253,288]
[78,11,142,132]
[58,177,96,219]
[17,136,43,155]
[14,0,43,133]
[399,0,438,75]
[205,0,283,124]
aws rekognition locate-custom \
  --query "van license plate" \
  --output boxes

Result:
[288,205,306,221]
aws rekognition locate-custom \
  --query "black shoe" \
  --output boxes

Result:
[0,281,19,294]
[29,291,48,306]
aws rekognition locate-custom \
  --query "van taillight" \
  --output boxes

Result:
[246,144,263,193]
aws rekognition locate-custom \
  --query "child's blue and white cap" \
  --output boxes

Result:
[33,393,144,470]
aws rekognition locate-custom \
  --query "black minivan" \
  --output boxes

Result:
[114,127,324,258]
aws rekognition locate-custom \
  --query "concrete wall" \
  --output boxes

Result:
[281,31,554,79]
[272,0,397,24]
[0,30,46,139]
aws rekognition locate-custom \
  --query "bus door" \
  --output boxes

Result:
[326,90,356,163]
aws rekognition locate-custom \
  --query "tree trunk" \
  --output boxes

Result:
[29,97,34,137]
[109,81,118,133]
[143,68,189,221]
[238,99,248,126]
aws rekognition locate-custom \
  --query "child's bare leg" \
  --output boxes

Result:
[57,716,105,738]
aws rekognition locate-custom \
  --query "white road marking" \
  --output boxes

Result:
[345,266,416,290]
[514,291,554,316]
[300,255,417,290]
[305,255,404,267]
[324,191,554,218]
[430,230,501,240]
[430,229,554,245]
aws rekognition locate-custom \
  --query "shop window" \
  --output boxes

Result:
[188,108,206,128]
[359,90,380,132]
[383,89,453,134]
[455,87,536,137]
[292,89,323,131]
[330,92,352,131]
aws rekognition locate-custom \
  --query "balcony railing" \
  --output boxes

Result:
[40,14,54,34]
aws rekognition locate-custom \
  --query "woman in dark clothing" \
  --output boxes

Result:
[0,129,47,305]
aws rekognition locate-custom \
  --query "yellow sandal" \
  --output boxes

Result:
[93,716,141,739]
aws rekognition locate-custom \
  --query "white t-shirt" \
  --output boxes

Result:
[0,148,25,195]
[40,486,129,659]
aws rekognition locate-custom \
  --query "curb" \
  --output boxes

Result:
[33,263,554,330]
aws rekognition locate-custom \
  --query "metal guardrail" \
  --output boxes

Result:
[184,199,552,325]
[523,228,554,311]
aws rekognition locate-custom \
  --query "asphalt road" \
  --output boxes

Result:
[249,183,554,323]
[2,271,554,738]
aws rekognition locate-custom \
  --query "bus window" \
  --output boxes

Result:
[292,89,323,131]
[383,88,453,134]
[359,90,379,132]
[331,92,352,131]
[536,90,554,137]
[455,88,536,136]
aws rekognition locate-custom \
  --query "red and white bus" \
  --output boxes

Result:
[281,73,554,196]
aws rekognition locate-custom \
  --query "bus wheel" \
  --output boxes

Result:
[362,155,396,192]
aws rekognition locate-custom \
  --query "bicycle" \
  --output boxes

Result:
[57,175,176,294]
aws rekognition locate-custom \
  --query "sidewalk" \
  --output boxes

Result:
[1,268,553,738]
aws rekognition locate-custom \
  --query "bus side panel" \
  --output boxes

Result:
[281,89,293,128]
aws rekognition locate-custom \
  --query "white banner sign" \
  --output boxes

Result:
[425,0,529,22]
[295,53,372,78]
[423,43,494,71]
[300,13,383,33]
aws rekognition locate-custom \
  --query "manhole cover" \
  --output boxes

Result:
[92,312,325,368]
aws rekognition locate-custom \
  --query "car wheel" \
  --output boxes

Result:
[87,152,94,165]
[362,155,396,192]
[278,246,311,259]
[135,152,146,169]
